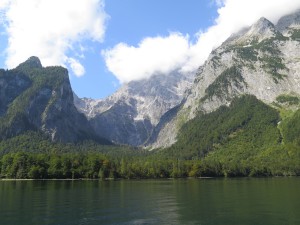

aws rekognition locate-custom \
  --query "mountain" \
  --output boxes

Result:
[148,10,300,149]
[2,12,300,179]
[74,71,194,146]
[2,11,299,155]
[0,56,110,144]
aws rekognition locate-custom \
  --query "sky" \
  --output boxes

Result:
[0,0,300,99]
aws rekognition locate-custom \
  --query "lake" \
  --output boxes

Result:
[1,178,300,225]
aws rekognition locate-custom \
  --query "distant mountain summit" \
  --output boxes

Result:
[0,57,110,144]
[226,17,279,45]
[75,71,194,146]
[276,10,300,34]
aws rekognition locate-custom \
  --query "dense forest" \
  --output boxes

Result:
[1,95,300,179]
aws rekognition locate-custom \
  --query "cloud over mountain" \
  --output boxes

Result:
[0,0,108,77]
[103,0,300,83]
[102,33,190,83]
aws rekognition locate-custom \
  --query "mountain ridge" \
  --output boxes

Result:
[0,57,110,144]
[147,10,300,149]
[75,71,194,146]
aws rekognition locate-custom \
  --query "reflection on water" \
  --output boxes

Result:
[1,178,300,225]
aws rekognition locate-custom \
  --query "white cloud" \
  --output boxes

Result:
[67,58,85,77]
[0,0,10,10]
[102,33,190,83]
[103,0,300,83]
[0,0,108,77]
[182,0,300,72]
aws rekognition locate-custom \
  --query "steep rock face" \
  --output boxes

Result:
[0,57,109,144]
[0,69,31,117]
[149,11,300,149]
[276,10,300,34]
[75,71,194,146]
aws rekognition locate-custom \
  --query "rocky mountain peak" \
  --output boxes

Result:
[16,56,43,70]
[75,71,194,146]
[249,17,275,34]
[225,17,278,46]
[246,17,280,42]
[276,10,300,33]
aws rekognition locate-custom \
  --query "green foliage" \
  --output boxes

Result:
[163,95,281,161]
[157,94,300,177]
[281,108,300,146]
[0,131,136,158]
[236,47,258,61]
[0,151,185,179]
[0,66,67,138]
[230,37,288,83]
[232,34,286,62]
[1,95,300,179]
[0,62,109,144]
[250,36,288,83]
[276,94,300,105]
[226,34,288,83]
[260,56,287,83]
[290,29,300,40]
[254,37,283,55]
[203,66,246,100]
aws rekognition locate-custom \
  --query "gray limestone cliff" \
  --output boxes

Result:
[74,71,194,146]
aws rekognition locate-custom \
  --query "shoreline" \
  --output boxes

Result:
[0,176,297,181]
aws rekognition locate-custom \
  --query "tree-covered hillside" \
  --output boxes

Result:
[163,95,281,159]
[156,95,300,177]
[1,95,300,179]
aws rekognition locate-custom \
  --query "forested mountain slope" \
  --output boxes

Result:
[0,57,110,144]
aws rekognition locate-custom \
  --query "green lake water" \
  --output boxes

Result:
[0,178,300,225]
